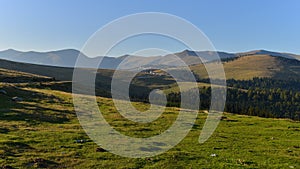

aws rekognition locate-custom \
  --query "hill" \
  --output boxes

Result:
[0,58,168,99]
[0,76,299,168]
[0,49,81,67]
[238,49,300,60]
[0,58,74,81]
[1,53,300,120]
[0,51,299,168]
[191,54,300,80]
[0,68,53,83]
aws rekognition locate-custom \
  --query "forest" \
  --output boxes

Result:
[154,77,300,120]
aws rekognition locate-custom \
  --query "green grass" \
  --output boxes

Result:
[0,82,299,168]
[0,68,53,83]
[162,82,228,94]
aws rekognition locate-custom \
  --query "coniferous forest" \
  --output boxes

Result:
[163,78,300,120]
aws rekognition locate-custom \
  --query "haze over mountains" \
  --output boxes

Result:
[0,49,299,70]
[0,48,300,82]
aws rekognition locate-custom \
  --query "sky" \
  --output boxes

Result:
[0,0,300,56]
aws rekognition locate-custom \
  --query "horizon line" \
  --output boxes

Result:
[0,48,299,58]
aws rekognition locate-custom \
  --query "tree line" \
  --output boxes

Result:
[160,78,300,120]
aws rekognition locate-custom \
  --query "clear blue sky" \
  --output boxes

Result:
[0,0,300,56]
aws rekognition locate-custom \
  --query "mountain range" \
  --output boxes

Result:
[0,49,299,70]
[0,48,300,82]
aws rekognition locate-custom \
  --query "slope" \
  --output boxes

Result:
[0,80,299,168]
[191,54,300,80]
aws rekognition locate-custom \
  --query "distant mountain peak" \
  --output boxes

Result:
[178,49,197,56]
[3,49,21,53]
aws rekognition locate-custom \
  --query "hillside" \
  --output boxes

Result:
[0,51,299,168]
[1,54,300,120]
[0,58,172,99]
[0,73,299,168]
[191,54,300,80]
[238,49,300,60]
[0,59,74,81]
[0,68,53,83]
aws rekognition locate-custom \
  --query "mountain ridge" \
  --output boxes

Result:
[0,48,299,69]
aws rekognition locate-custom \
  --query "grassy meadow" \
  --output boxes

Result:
[190,55,300,80]
[0,81,299,168]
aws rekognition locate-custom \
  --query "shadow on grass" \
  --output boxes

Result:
[0,86,74,124]
[0,127,10,134]
[0,141,34,159]
[26,158,59,168]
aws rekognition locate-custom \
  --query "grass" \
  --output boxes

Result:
[162,82,228,94]
[0,68,53,83]
[0,81,299,168]
[190,54,300,80]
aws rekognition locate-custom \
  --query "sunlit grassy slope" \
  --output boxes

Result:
[0,81,299,168]
[0,68,53,83]
[190,55,300,80]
